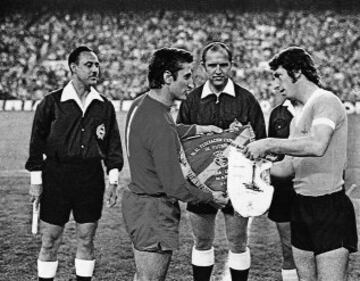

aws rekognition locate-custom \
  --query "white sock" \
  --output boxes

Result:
[75,258,95,277]
[228,248,251,270]
[281,269,299,281]
[38,260,58,278]
[191,246,215,266]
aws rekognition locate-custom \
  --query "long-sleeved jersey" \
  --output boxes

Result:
[125,93,212,204]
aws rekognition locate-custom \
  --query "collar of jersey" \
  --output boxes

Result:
[283,99,296,117]
[61,81,104,113]
[201,79,236,99]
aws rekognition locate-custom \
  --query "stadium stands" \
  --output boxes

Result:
[1,10,359,103]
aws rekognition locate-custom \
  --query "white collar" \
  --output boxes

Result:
[283,99,296,117]
[61,81,103,113]
[201,79,236,99]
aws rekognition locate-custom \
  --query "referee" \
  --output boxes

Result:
[25,46,124,281]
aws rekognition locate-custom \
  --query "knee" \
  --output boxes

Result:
[227,231,248,252]
[77,232,94,250]
[40,234,61,259]
[193,237,214,250]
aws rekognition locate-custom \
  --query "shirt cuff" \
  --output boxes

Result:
[109,168,119,184]
[31,171,42,185]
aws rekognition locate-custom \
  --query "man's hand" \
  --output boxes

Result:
[29,184,42,209]
[211,190,229,208]
[243,139,270,160]
[196,125,223,134]
[105,183,118,207]
[229,118,243,131]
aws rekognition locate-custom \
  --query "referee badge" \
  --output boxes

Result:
[96,124,106,140]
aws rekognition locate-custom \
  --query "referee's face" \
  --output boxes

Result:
[203,49,232,91]
[73,51,100,87]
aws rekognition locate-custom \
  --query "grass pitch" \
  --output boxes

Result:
[0,111,359,281]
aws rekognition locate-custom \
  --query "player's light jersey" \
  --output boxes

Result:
[291,89,347,196]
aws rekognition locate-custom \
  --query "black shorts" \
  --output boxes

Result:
[40,159,105,226]
[268,177,295,223]
[291,189,358,255]
[187,201,234,215]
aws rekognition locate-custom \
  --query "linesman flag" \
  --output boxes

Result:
[180,125,273,217]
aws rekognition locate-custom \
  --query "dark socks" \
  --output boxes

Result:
[192,264,213,281]
[76,276,92,281]
[230,268,249,281]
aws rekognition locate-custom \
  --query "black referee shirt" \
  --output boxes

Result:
[177,81,266,140]
[25,85,123,173]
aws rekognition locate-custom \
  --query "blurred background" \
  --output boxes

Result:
[1,2,360,280]
[1,0,359,105]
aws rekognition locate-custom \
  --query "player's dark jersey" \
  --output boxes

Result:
[125,93,212,204]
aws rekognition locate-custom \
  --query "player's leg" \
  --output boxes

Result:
[314,191,357,281]
[224,213,250,281]
[268,179,298,281]
[291,246,316,281]
[133,247,172,281]
[75,222,98,281]
[276,222,298,281]
[37,160,70,281]
[38,221,64,281]
[316,247,349,281]
[189,212,216,281]
[72,162,105,281]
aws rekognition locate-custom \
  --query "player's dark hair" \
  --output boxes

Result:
[201,42,232,63]
[269,47,320,86]
[148,48,193,89]
[68,46,95,72]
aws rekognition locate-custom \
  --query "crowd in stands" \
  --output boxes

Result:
[1,10,360,102]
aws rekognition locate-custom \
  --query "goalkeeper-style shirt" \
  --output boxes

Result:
[125,93,212,204]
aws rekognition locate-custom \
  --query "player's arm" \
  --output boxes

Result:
[176,123,223,140]
[151,124,219,205]
[245,95,344,159]
[244,123,334,159]
[103,103,124,207]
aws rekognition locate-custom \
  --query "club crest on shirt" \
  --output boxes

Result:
[96,124,106,140]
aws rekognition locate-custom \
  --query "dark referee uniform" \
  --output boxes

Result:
[25,82,123,225]
[177,79,266,214]
[267,100,296,222]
